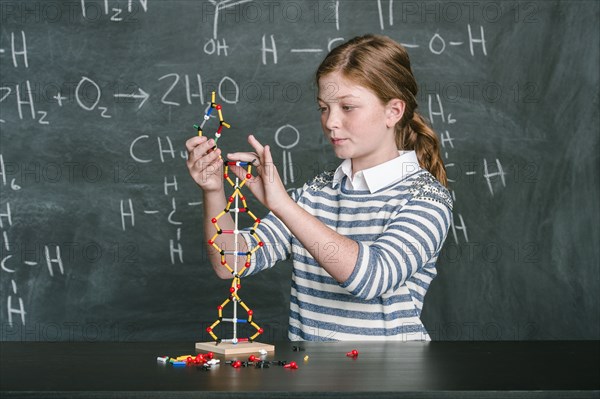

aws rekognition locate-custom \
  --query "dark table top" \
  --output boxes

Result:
[1,340,599,398]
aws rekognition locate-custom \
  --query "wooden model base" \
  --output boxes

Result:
[195,341,275,355]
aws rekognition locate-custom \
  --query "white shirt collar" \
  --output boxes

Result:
[332,151,421,193]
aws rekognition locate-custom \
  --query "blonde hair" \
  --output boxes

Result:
[316,34,448,186]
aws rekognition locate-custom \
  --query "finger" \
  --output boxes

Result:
[185,135,207,153]
[227,151,260,164]
[247,134,265,157]
[262,145,279,183]
[193,147,222,170]
[187,137,212,163]
[264,144,274,164]
[191,138,217,161]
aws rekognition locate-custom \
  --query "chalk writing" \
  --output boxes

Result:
[1,155,65,327]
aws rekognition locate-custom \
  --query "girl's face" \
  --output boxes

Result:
[317,71,404,174]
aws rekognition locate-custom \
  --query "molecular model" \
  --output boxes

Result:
[193,91,230,141]
[193,92,265,345]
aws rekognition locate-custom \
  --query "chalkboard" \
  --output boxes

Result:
[0,0,598,342]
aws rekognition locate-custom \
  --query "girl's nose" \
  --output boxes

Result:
[324,108,341,132]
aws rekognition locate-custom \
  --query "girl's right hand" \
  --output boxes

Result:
[185,136,224,192]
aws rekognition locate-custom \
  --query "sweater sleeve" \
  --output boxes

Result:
[241,188,302,276]
[340,195,452,300]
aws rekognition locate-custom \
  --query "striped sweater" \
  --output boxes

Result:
[244,168,453,341]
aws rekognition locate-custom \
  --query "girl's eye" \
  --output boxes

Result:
[317,106,328,113]
[342,105,355,111]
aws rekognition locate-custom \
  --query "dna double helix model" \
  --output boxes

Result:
[194,92,264,345]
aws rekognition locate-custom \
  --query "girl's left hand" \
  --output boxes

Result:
[227,135,293,216]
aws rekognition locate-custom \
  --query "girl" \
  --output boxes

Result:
[186,34,453,341]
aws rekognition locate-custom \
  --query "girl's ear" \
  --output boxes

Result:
[385,99,405,128]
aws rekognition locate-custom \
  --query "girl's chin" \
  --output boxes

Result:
[332,148,353,159]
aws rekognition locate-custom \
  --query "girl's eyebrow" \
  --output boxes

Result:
[317,94,358,103]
